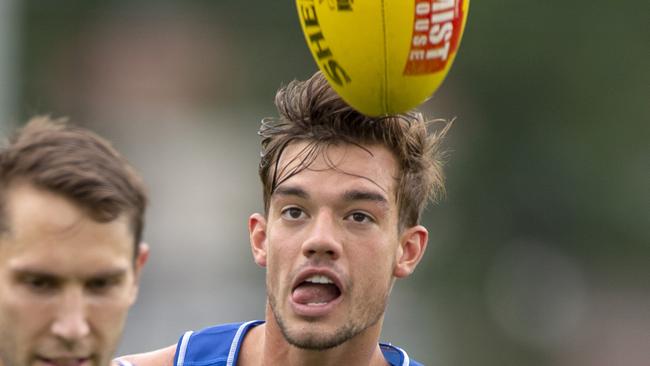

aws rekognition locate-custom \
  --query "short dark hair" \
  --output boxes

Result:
[258,72,451,229]
[0,116,147,255]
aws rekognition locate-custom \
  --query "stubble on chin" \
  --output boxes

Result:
[266,289,387,351]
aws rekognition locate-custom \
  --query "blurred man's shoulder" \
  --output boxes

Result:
[114,345,177,366]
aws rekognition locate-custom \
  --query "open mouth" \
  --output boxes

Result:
[291,274,342,306]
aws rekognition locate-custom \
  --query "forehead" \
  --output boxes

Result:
[275,141,399,198]
[0,183,133,275]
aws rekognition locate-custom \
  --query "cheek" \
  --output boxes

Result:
[265,231,301,295]
[349,234,397,263]
[266,229,299,266]
[265,250,287,296]
[87,281,138,333]
[0,283,51,324]
[0,296,53,350]
[348,238,397,283]
[87,299,131,339]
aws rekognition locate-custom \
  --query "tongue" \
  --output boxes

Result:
[292,283,339,305]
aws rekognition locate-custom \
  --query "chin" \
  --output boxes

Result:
[285,330,351,351]
[280,319,365,351]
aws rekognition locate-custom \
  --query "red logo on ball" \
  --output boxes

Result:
[404,0,465,75]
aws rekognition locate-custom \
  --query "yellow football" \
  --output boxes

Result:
[296,0,470,116]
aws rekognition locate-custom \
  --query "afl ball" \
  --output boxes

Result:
[296,0,470,116]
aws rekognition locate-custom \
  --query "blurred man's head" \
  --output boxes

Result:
[0,116,149,366]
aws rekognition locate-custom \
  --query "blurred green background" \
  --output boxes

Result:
[1,0,647,365]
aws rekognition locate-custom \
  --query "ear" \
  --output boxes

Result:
[393,225,428,278]
[249,213,268,268]
[129,242,150,303]
[134,242,150,279]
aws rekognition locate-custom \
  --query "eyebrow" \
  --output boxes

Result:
[12,269,59,282]
[273,186,309,199]
[85,269,128,280]
[273,185,388,207]
[343,190,388,206]
[11,267,128,281]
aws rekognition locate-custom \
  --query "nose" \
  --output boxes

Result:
[51,288,90,342]
[301,210,342,260]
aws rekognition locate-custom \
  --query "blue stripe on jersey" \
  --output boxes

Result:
[175,321,423,366]
[175,321,263,366]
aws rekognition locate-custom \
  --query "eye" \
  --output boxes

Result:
[281,207,307,220]
[86,276,121,294]
[20,275,58,294]
[345,211,374,224]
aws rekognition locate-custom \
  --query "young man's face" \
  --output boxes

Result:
[250,142,428,350]
[0,183,148,366]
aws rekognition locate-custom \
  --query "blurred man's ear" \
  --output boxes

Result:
[393,225,428,278]
[129,242,149,303]
[249,213,268,268]
[135,242,150,277]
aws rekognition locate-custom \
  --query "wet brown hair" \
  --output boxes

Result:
[0,116,147,256]
[259,72,451,229]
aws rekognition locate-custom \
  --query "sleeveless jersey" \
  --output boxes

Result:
[173,320,423,366]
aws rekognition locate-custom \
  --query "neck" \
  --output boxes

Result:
[240,303,388,366]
